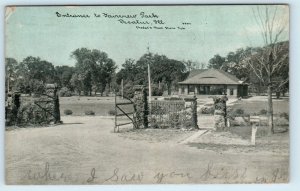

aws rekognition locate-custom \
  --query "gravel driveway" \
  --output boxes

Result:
[5,116,289,184]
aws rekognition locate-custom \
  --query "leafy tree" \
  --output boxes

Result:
[71,48,117,96]
[117,53,188,96]
[55,65,74,89]
[116,59,137,84]
[70,73,83,96]
[208,54,225,69]
[17,56,56,83]
[12,56,55,94]
[183,60,200,71]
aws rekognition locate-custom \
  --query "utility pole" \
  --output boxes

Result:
[148,63,152,102]
[147,44,152,116]
[121,79,124,99]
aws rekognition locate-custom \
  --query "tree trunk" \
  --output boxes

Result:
[267,85,274,135]
[167,82,171,95]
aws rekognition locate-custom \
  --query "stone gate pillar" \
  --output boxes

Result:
[212,95,228,131]
[45,84,61,124]
[10,92,21,124]
[133,85,148,128]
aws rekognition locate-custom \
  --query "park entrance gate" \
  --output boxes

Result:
[114,94,137,132]
[114,85,199,132]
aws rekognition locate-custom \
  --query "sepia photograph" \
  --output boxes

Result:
[4,5,289,184]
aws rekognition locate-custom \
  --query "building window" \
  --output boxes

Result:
[188,85,195,93]
[230,88,234,95]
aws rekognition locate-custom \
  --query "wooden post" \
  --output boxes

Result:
[250,116,260,145]
[192,95,199,129]
[53,87,61,124]
[121,79,124,99]
[143,87,149,128]
[251,125,258,145]
[114,91,117,132]
[148,63,152,117]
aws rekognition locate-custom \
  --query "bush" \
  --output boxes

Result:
[85,110,95,115]
[64,109,73,115]
[152,85,163,96]
[123,82,135,98]
[108,109,116,116]
[279,112,289,120]
[59,87,72,97]
[16,102,49,125]
[227,108,249,121]
[259,109,267,115]
[201,106,214,114]
[165,97,182,101]
[274,117,289,126]
[169,113,180,128]
[235,108,244,115]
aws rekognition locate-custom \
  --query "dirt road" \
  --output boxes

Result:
[5,116,289,184]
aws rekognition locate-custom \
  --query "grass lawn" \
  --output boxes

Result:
[230,96,289,115]
[59,96,134,116]
[58,95,289,117]
[229,125,288,139]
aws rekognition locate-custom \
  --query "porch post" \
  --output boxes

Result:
[178,85,182,95]
[184,85,188,94]
[233,86,238,97]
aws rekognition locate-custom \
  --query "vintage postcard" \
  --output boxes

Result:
[5,5,289,184]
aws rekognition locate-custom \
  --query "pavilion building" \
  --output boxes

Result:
[178,68,248,97]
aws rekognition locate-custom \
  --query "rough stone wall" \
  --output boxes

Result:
[43,84,61,123]
[6,84,61,126]
[5,93,21,125]
[212,95,228,131]
[133,85,148,128]
[184,96,199,129]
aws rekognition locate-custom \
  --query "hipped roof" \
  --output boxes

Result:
[179,69,244,85]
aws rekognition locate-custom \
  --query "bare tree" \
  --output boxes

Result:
[242,5,289,134]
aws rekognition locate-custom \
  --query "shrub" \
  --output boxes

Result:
[16,102,49,125]
[259,109,267,115]
[85,110,95,115]
[152,85,163,96]
[169,113,180,128]
[201,106,214,114]
[108,109,116,116]
[274,117,289,126]
[59,87,72,97]
[165,97,182,101]
[235,108,244,115]
[279,112,289,121]
[123,82,135,98]
[64,109,73,115]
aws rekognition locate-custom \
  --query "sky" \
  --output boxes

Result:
[5,5,289,68]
